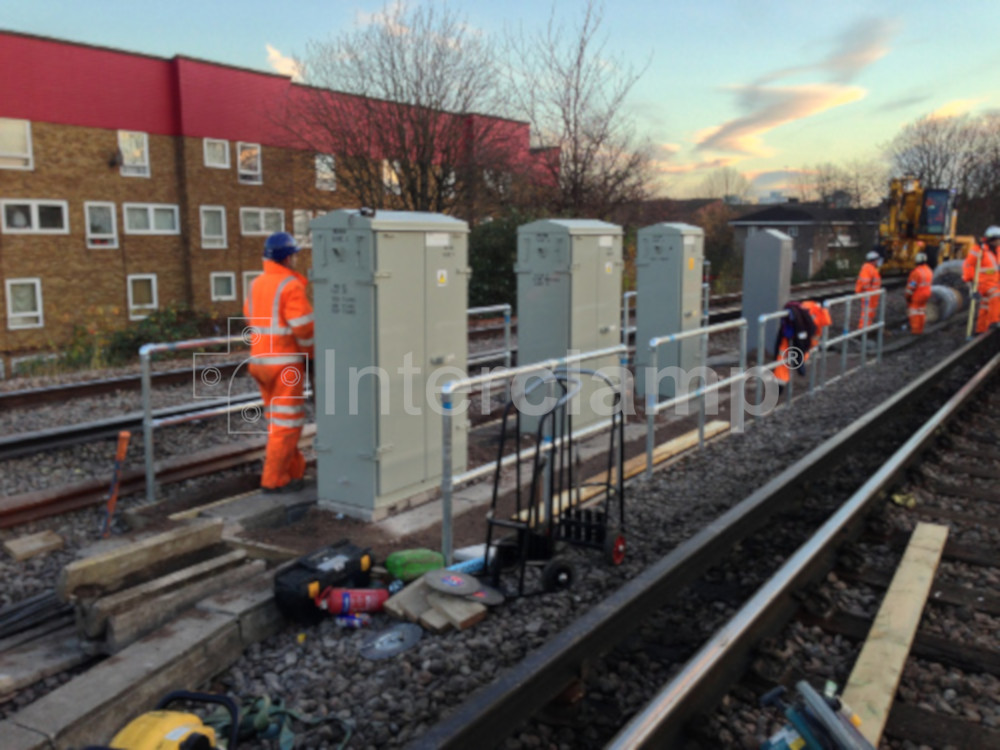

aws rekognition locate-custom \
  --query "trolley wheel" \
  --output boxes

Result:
[542,559,575,592]
[604,532,626,566]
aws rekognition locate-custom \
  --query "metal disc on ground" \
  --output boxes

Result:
[466,583,505,606]
[358,623,423,660]
[422,569,481,596]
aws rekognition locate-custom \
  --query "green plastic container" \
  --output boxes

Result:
[385,549,445,582]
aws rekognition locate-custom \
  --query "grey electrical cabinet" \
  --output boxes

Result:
[634,223,705,398]
[515,219,623,430]
[743,229,792,355]
[310,210,469,520]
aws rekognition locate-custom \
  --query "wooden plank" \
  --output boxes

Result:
[885,701,1000,748]
[426,591,487,630]
[3,530,64,561]
[105,560,265,653]
[58,518,224,600]
[0,625,87,696]
[223,535,299,561]
[384,578,432,622]
[418,607,453,634]
[517,420,730,522]
[79,550,247,638]
[0,613,74,653]
[842,522,949,747]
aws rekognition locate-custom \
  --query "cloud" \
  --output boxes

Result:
[356,0,410,36]
[266,44,303,81]
[654,156,739,175]
[875,94,932,113]
[697,83,867,156]
[929,97,989,119]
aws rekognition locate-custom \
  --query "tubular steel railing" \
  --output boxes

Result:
[467,304,513,368]
[820,288,885,389]
[643,319,748,479]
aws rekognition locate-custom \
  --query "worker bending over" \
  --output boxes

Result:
[855,250,882,329]
[962,226,1000,334]
[773,299,832,385]
[905,251,933,334]
[244,232,315,494]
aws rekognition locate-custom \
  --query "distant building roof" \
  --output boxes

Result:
[729,203,879,226]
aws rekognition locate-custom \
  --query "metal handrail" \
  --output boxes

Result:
[643,318,748,479]
[467,304,513,368]
[757,310,793,412]
[622,291,637,349]
[821,289,885,388]
[438,344,627,562]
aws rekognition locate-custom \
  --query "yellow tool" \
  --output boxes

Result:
[95,691,239,750]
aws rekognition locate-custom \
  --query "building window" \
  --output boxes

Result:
[5,278,43,329]
[118,131,150,177]
[243,271,262,301]
[293,209,314,247]
[85,202,118,249]
[788,226,799,237]
[315,154,336,191]
[240,207,284,235]
[382,159,402,195]
[124,203,180,234]
[203,138,230,169]
[200,206,227,249]
[1,199,69,234]
[237,142,261,184]
[211,272,236,301]
[0,118,33,170]
[127,274,158,320]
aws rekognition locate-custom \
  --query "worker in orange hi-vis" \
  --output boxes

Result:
[243,232,315,493]
[855,249,883,329]
[773,300,831,385]
[905,251,934,334]
[962,226,1000,334]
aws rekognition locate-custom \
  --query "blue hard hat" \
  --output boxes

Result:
[263,232,300,261]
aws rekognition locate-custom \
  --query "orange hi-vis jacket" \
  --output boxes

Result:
[962,243,999,294]
[243,259,315,364]
[906,264,933,305]
[855,262,882,295]
[801,300,832,349]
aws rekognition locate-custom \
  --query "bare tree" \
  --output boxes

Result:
[505,1,654,218]
[885,115,982,197]
[697,166,752,203]
[283,2,521,216]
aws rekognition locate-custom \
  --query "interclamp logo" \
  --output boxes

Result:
[780,345,806,370]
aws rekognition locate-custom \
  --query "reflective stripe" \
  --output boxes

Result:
[270,416,306,428]
[251,325,292,335]
[269,404,304,414]
[249,355,305,366]
[271,276,293,334]
[295,337,314,348]
[288,313,314,327]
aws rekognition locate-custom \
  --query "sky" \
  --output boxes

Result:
[4,0,1000,199]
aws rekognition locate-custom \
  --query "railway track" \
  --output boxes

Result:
[410,330,999,749]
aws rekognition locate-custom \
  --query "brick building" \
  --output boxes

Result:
[0,31,545,372]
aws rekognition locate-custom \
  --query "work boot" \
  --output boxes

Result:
[262,478,306,495]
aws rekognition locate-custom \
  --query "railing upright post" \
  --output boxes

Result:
[733,322,746,433]
[141,345,156,504]
[441,387,455,565]
[877,290,886,365]
[698,330,707,448]
[645,342,658,480]
[860,292,870,367]
[756,316,766,422]
[820,303,830,390]
[503,305,512,370]
[841,299,851,378]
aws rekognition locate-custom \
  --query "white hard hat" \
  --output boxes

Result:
[866,251,880,261]
[915,252,927,264]
[985,225,1000,240]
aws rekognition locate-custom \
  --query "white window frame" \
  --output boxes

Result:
[293,209,314,248]
[788,226,799,237]
[237,142,262,184]
[240,207,284,236]
[117,130,150,178]
[210,272,237,302]
[243,271,262,301]
[0,118,33,170]
[127,273,158,321]
[200,205,227,249]
[382,159,402,196]
[123,203,180,235]
[5,277,43,330]
[1,199,69,235]
[315,153,336,191]
[84,201,118,249]
[203,138,230,169]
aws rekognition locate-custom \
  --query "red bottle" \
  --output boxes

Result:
[316,587,388,614]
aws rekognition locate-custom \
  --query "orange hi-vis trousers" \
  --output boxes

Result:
[249,360,307,489]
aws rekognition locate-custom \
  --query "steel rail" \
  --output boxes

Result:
[609,345,1000,749]
[408,330,996,750]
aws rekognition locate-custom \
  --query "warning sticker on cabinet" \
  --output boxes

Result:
[427,233,450,248]
[689,257,695,271]
[437,269,448,286]
[599,235,613,248]
[605,261,613,274]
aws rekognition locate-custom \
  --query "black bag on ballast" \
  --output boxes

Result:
[274,540,374,624]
